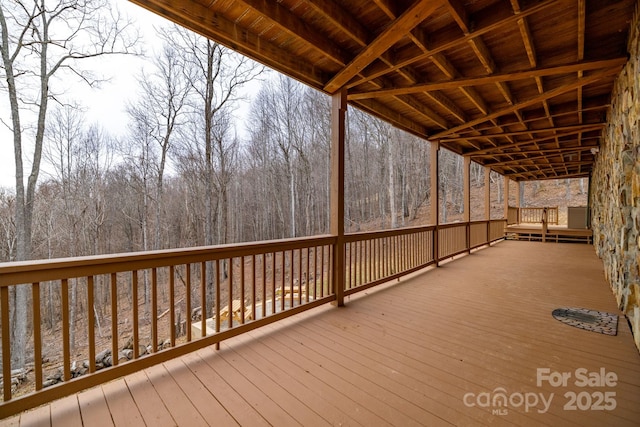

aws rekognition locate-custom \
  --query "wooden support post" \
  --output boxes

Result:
[503,175,510,219]
[515,181,522,223]
[586,172,592,228]
[484,166,491,244]
[463,156,471,222]
[431,142,440,265]
[330,89,347,307]
[463,156,471,252]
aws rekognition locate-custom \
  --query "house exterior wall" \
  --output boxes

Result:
[591,6,640,351]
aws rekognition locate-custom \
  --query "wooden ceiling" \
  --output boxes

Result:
[130,0,637,181]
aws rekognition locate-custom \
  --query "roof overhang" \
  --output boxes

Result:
[129,0,637,181]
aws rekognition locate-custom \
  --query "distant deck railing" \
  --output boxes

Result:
[0,219,506,417]
[508,206,559,225]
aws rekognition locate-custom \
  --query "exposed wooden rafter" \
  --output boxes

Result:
[348,59,626,100]
[324,0,443,93]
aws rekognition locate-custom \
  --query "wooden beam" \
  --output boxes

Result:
[577,0,586,61]
[445,0,470,34]
[372,0,398,19]
[348,0,557,87]
[348,58,627,100]
[303,0,369,47]
[468,36,496,74]
[395,95,449,129]
[429,68,620,139]
[485,147,595,166]
[422,91,467,123]
[324,0,442,93]
[129,0,329,87]
[235,0,349,67]
[441,123,605,143]
[512,0,538,70]
[456,127,602,158]
[352,98,429,137]
[508,167,591,179]
[330,89,347,307]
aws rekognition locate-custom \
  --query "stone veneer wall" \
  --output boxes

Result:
[591,5,640,351]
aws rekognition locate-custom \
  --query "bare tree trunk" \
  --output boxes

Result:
[388,142,397,228]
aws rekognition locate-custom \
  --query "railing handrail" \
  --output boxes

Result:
[0,235,337,287]
[344,224,436,242]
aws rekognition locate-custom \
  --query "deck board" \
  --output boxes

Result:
[4,241,640,426]
[144,363,209,427]
[50,394,82,427]
[101,379,144,427]
[124,370,175,427]
[181,352,270,427]
[214,344,329,425]
[162,357,239,426]
[76,386,113,427]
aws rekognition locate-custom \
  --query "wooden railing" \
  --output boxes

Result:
[344,226,435,293]
[0,219,506,417]
[507,206,519,225]
[512,206,559,224]
[343,219,506,294]
[0,236,336,416]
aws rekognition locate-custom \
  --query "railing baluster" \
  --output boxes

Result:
[131,272,138,360]
[311,247,317,300]
[252,254,256,322]
[357,241,361,287]
[215,259,220,347]
[320,246,325,297]
[297,249,302,306]
[62,279,71,379]
[262,254,267,319]
[169,265,175,347]
[229,258,234,329]
[1,286,11,401]
[280,252,285,312]
[88,276,97,371]
[201,262,207,339]
[288,251,294,308]
[271,253,275,315]
[110,273,119,364]
[151,269,157,353]
[32,283,42,391]
[351,242,355,288]
[240,256,245,324]
[305,248,310,303]
[185,265,191,342]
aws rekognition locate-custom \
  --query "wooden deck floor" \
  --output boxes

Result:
[3,241,639,426]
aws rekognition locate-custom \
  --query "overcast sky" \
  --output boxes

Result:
[0,0,260,190]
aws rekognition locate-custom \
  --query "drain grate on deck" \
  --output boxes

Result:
[551,307,618,336]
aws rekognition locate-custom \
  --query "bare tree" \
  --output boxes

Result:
[0,0,138,368]
[168,26,263,317]
[0,189,16,261]
[128,38,190,251]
